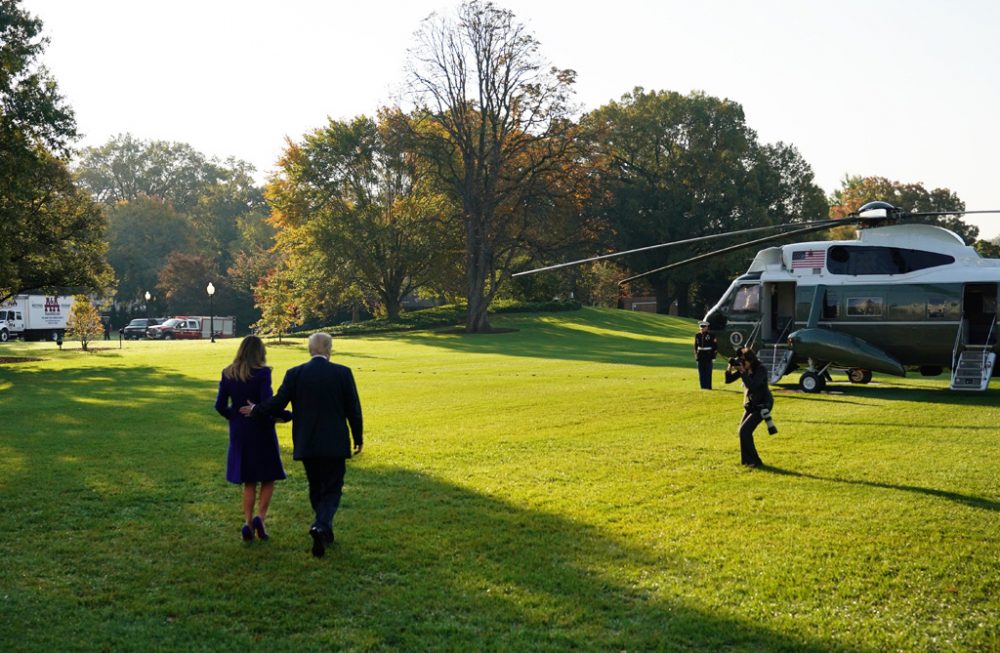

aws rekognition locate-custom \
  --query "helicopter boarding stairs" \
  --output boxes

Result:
[950,316,997,391]
[750,321,795,385]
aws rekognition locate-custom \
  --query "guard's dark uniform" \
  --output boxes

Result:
[694,328,718,389]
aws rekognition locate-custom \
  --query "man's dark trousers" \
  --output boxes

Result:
[303,457,346,536]
[698,356,713,389]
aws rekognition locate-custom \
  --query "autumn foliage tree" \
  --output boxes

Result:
[252,267,301,340]
[156,252,223,315]
[66,295,104,351]
[407,0,580,331]
[830,175,976,243]
[266,112,456,321]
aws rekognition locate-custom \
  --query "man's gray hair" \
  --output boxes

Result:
[308,332,333,357]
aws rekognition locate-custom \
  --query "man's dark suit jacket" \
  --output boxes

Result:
[254,356,363,460]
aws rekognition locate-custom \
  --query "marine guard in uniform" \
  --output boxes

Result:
[694,321,718,389]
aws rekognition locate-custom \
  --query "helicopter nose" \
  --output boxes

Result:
[705,311,727,330]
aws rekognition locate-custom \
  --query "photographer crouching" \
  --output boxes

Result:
[724,347,777,468]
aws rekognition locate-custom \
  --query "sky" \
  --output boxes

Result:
[21,0,1000,239]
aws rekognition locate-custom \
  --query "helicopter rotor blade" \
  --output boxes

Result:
[899,209,1000,218]
[511,218,843,278]
[618,219,847,286]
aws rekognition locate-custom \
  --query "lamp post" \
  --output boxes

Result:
[206,282,216,343]
[144,291,151,338]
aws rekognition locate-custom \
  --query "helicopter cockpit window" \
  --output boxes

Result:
[729,285,760,313]
[827,246,955,275]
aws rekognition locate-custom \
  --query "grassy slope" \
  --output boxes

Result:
[0,307,997,652]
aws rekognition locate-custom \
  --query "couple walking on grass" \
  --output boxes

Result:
[214,332,363,558]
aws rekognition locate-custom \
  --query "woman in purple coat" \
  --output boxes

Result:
[215,336,290,542]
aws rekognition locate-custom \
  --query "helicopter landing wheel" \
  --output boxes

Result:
[799,371,826,393]
[847,368,872,384]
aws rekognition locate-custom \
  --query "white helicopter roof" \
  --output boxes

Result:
[745,223,999,278]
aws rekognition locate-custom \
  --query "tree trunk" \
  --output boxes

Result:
[466,293,491,332]
[384,295,401,321]
[653,278,672,315]
[464,202,493,332]
[674,282,691,317]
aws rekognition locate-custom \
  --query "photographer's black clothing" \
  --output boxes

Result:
[737,410,764,466]
[725,364,773,466]
[725,365,773,412]
[694,331,718,389]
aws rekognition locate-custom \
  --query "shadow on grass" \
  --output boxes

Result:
[772,378,1000,407]
[761,466,1000,512]
[0,364,843,651]
[795,418,997,432]
[316,464,853,651]
[0,362,208,408]
[401,307,697,368]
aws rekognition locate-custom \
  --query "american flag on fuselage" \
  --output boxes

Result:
[791,249,826,269]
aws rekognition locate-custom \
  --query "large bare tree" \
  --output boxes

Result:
[407,0,577,332]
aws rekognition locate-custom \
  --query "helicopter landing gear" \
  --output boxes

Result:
[799,360,831,393]
[846,368,872,384]
[799,371,826,393]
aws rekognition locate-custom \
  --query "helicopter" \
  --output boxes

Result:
[514,202,999,393]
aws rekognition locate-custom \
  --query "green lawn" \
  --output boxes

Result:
[1,307,997,652]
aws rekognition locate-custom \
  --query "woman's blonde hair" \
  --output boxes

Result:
[223,335,267,382]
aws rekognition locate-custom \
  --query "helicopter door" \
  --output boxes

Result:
[963,283,998,345]
[761,282,796,343]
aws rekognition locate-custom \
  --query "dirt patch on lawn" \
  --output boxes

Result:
[0,357,44,364]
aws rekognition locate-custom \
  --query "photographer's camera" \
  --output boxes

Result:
[759,407,778,435]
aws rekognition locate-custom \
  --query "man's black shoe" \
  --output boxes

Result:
[309,527,326,558]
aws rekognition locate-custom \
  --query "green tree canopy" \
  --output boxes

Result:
[267,111,457,321]
[75,134,270,320]
[76,134,226,214]
[0,0,111,303]
[105,197,193,306]
[580,88,827,315]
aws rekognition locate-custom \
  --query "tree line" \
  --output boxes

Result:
[2,0,993,334]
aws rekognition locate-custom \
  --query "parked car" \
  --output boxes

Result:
[120,318,160,340]
[146,316,237,339]
[147,318,200,340]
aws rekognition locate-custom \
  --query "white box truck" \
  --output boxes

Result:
[0,295,75,342]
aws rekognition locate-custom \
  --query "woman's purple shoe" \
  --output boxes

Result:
[241,524,254,542]
[252,516,269,541]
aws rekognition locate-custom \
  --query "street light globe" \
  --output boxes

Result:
[145,291,151,301]
[206,282,215,296]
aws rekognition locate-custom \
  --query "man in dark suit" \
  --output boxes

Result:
[240,332,363,557]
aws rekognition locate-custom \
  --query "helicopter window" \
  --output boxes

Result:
[823,291,839,319]
[847,296,883,317]
[730,285,760,313]
[826,246,954,275]
[927,297,956,319]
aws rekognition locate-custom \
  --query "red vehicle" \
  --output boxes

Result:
[146,317,203,339]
